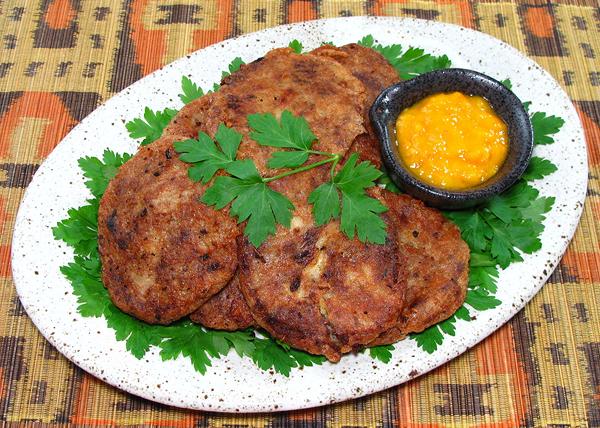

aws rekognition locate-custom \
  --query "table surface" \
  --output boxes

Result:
[1,0,598,426]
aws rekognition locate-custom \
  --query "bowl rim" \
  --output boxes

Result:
[369,67,534,207]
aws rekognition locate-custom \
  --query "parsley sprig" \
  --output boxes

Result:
[288,39,303,54]
[179,76,204,104]
[125,107,177,146]
[213,57,245,91]
[358,35,451,79]
[127,57,247,148]
[175,110,387,246]
[309,154,387,243]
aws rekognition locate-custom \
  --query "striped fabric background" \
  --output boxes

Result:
[0,1,598,426]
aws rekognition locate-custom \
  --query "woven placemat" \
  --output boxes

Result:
[1,1,598,426]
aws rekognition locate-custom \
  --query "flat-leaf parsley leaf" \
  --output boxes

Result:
[179,76,204,104]
[309,153,387,244]
[288,39,303,54]
[248,110,317,168]
[174,124,243,183]
[531,111,565,145]
[523,156,558,181]
[201,162,295,247]
[358,35,451,79]
[126,107,177,146]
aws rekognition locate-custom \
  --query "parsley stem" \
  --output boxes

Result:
[263,156,338,182]
[330,155,340,181]
[307,149,335,157]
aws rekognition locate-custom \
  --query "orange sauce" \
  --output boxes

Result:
[395,92,509,190]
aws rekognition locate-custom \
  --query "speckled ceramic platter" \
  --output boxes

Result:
[11,17,587,412]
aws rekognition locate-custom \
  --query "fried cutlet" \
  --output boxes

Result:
[314,45,469,340]
[98,135,240,324]
[238,186,405,362]
[310,43,398,119]
[311,43,399,169]
[370,192,470,344]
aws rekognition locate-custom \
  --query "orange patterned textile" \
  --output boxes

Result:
[0,1,598,426]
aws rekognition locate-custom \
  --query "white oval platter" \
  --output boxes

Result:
[11,17,587,412]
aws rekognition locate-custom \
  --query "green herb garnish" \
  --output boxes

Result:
[288,39,303,54]
[221,57,245,79]
[125,107,177,146]
[368,345,395,363]
[523,157,558,181]
[531,112,566,145]
[358,34,451,79]
[248,110,317,168]
[175,111,386,246]
[309,154,386,243]
[212,57,245,91]
[179,76,204,104]
[202,160,296,247]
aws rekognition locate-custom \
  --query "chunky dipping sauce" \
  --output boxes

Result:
[395,92,509,190]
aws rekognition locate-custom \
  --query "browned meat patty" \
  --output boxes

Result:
[189,276,254,331]
[98,135,240,324]
[311,43,399,169]
[311,43,398,117]
[370,191,470,345]
[238,183,405,362]
[164,47,367,176]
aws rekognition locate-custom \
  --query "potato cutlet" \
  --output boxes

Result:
[98,135,239,324]
[311,43,399,169]
[311,43,398,121]
[371,192,470,344]
[314,44,470,343]
[164,47,367,175]
[238,188,405,362]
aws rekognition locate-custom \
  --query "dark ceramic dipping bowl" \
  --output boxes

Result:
[370,68,533,210]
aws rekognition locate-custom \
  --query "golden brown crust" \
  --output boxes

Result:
[189,276,254,331]
[310,43,398,117]
[238,184,405,362]
[98,136,239,324]
[311,43,399,169]
[370,192,470,345]
[162,92,217,139]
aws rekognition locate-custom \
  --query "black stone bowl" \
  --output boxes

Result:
[370,68,533,210]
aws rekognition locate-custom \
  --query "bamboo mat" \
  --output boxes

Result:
[1,1,598,426]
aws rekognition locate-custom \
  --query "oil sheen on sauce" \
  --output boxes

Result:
[395,91,509,190]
